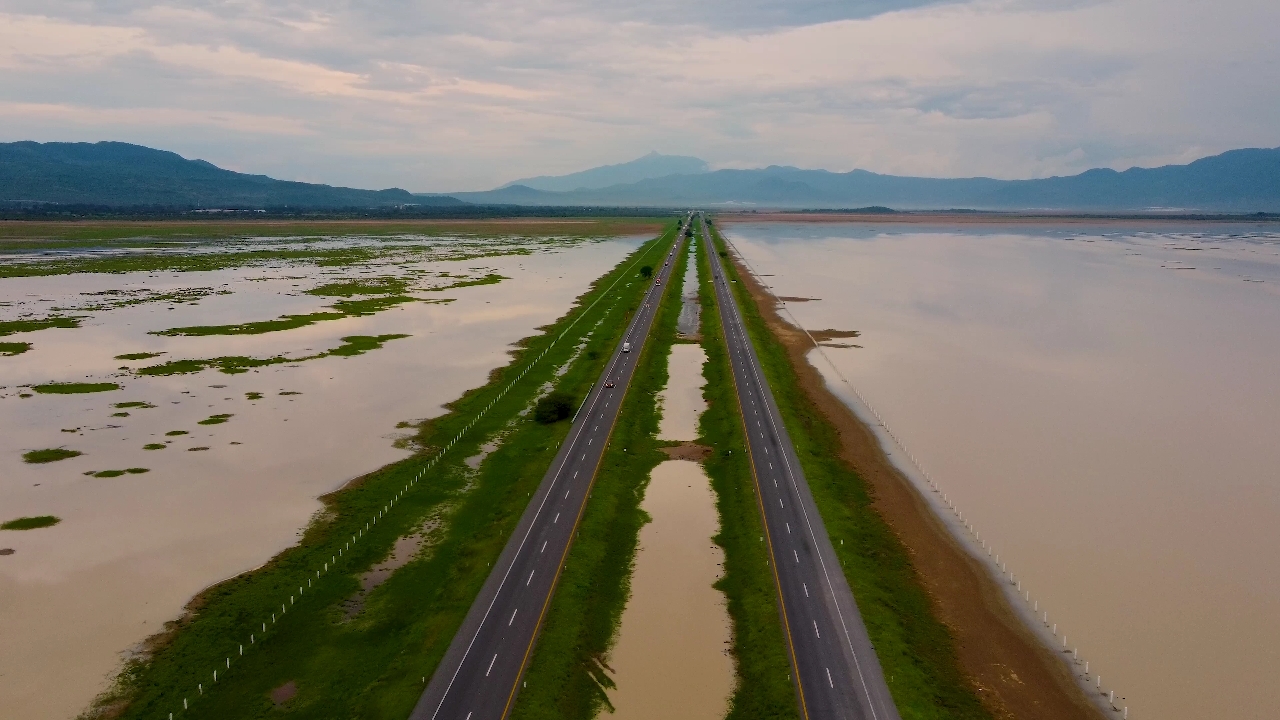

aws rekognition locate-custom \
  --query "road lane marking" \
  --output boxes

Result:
[804,583,809,597]
[509,609,518,626]
[486,654,498,677]
[527,570,535,586]
[786,522,791,533]
[827,667,834,688]
[794,550,800,563]
[814,621,821,638]
[554,513,559,523]
[574,471,579,478]
[541,541,547,553]
[780,498,785,509]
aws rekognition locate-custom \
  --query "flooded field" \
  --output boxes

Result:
[607,244,732,718]
[723,221,1280,720]
[0,233,642,719]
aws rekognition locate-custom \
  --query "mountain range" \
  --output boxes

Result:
[2,141,1279,212]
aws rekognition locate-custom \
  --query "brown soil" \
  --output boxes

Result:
[807,329,861,342]
[270,680,298,706]
[660,442,713,462]
[727,249,1103,720]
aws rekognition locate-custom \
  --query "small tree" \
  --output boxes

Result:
[534,391,574,424]
[640,265,653,279]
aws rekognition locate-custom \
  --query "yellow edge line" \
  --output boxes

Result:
[706,225,811,720]
[499,231,684,718]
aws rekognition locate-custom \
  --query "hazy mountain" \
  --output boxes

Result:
[0,141,465,208]
[499,151,709,192]
[456,147,1280,212]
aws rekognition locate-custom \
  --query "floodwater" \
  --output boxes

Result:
[0,236,641,720]
[723,222,1280,720]
[606,341,732,718]
[677,238,701,337]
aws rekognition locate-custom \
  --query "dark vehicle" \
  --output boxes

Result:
[605,380,615,388]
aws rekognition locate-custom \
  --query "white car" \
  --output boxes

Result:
[622,342,631,353]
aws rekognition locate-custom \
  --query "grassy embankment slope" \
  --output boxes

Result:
[511,221,801,720]
[101,224,678,720]
[705,222,991,720]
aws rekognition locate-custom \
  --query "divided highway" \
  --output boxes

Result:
[703,214,901,720]
[411,217,690,720]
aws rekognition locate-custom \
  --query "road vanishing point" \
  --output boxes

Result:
[411,216,691,720]
[703,212,900,720]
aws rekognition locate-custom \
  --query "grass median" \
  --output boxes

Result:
[100,224,679,720]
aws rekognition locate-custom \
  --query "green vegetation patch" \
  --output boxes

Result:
[197,414,233,425]
[97,224,680,720]
[151,311,347,337]
[245,392,263,400]
[115,352,165,361]
[708,226,991,719]
[143,443,166,450]
[427,273,508,292]
[2,515,61,530]
[0,316,82,336]
[32,381,120,394]
[89,468,150,478]
[306,276,410,297]
[114,401,156,409]
[0,341,31,356]
[165,430,188,436]
[532,391,575,424]
[23,447,82,464]
[326,334,411,357]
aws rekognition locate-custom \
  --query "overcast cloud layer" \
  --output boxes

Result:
[1,0,1277,191]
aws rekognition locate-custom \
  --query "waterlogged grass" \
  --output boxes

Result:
[0,341,31,356]
[1,515,62,530]
[114,401,156,409]
[87,468,150,478]
[115,352,165,360]
[510,227,687,720]
[150,293,434,338]
[99,224,680,720]
[31,381,121,394]
[143,444,166,451]
[165,430,188,436]
[246,392,263,400]
[707,227,991,719]
[306,276,410,297]
[197,414,233,426]
[426,272,507,292]
[22,447,83,464]
[0,316,82,336]
[136,334,410,376]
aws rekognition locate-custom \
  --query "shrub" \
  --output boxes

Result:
[533,391,574,424]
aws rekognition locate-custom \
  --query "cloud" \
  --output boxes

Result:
[0,0,1275,191]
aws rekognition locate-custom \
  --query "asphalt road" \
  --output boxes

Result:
[410,217,690,720]
[703,214,901,720]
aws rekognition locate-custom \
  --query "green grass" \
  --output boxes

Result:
[31,381,120,394]
[151,311,349,337]
[115,401,156,409]
[510,228,689,720]
[197,414,234,426]
[100,224,681,720]
[425,273,508,292]
[88,468,150,478]
[136,334,410,376]
[707,226,991,720]
[115,352,165,360]
[165,430,189,436]
[1,515,61,530]
[0,316,82,336]
[144,444,167,451]
[246,392,264,400]
[22,447,82,464]
[0,341,31,356]
[306,277,410,297]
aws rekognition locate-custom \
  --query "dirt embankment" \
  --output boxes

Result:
[728,250,1103,720]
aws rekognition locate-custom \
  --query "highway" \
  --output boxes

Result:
[410,216,690,720]
[702,213,901,720]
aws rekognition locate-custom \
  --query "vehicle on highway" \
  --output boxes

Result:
[604,380,614,388]
[622,342,631,353]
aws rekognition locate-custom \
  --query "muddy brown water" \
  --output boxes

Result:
[0,237,642,719]
[725,222,1280,720]
[606,337,732,719]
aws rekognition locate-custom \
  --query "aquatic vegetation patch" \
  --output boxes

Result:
[426,273,507,292]
[245,392,263,400]
[114,401,156,409]
[306,276,410,297]
[278,391,302,395]
[115,352,165,361]
[165,430,189,436]
[151,311,347,337]
[111,412,130,417]
[31,381,121,394]
[2,516,61,530]
[23,447,82,464]
[197,414,234,425]
[187,447,210,452]
[136,334,411,376]
[143,443,166,450]
[0,316,83,336]
[0,341,31,356]
[88,468,150,478]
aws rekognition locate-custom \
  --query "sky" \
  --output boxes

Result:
[0,0,1277,192]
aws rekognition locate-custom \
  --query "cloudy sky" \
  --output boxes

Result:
[1,0,1277,191]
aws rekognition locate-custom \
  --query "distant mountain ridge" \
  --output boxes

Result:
[0,141,464,208]
[499,151,709,192]
[454,147,1280,212]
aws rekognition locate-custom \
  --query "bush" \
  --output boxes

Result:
[533,391,574,424]
[639,265,653,278]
